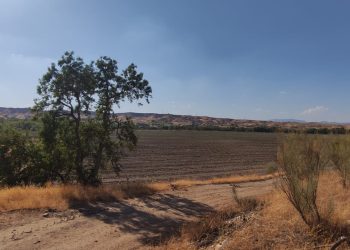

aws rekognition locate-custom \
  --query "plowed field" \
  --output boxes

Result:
[102,130,278,182]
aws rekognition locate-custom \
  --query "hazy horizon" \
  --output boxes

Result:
[1,106,349,124]
[1,0,350,122]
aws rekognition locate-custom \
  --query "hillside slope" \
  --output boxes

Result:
[0,107,348,131]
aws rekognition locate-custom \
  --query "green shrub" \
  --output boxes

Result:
[265,161,278,174]
[0,129,37,186]
[329,136,350,188]
[277,134,328,228]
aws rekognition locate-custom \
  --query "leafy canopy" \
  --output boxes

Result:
[33,51,152,185]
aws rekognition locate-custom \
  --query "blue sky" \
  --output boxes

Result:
[1,0,350,122]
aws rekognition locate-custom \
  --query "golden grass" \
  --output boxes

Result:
[317,172,350,227]
[227,191,311,249]
[0,182,160,212]
[157,171,350,250]
[169,173,278,188]
[0,173,276,213]
[227,172,350,249]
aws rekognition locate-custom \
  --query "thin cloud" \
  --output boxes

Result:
[279,90,287,95]
[255,107,270,113]
[301,106,329,115]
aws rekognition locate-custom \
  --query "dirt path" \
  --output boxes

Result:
[0,179,276,250]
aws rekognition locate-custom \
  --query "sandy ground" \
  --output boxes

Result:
[0,179,276,250]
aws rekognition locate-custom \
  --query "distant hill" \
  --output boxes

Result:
[270,119,306,123]
[0,107,349,131]
[116,112,349,131]
[0,107,32,119]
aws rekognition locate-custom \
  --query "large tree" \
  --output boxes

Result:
[34,51,151,184]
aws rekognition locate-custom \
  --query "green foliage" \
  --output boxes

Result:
[0,119,41,135]
[135,122,348,134]
[0,51,151,186]
[0,128,46,186]
[265,161,278,174]
[33,51,151,185]
[329,136,350,188]
[0,128,28,185]
[39,112,76,183]
[278,134,328,228]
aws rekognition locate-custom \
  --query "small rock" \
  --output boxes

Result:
[34,240,41,244]
[215,243,223,250]
[214,239,228,250]
[42,212,49,218]
[11,232,20,241]
[24,229,32,233]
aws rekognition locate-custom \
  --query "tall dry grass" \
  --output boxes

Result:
[328,136,350,188]
[227,171,350,249]
[169,173,278,188]
[157,171,350,250]
[0,173,275,212]
[0,182,164,212]
[317,171,350,226]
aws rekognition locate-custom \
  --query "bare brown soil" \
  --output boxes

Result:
[103,130,278,182]
[0,179,275,250]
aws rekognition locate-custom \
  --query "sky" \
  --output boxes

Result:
[0,0,350,122]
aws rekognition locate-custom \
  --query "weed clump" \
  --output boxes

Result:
[277,134,327,228]
[329,136,350,188]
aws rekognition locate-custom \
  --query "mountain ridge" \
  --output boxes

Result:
[1,107,347,131]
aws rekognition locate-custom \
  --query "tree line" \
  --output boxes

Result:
[140,123,348,134]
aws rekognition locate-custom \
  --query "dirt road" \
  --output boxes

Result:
[0,179,276,250]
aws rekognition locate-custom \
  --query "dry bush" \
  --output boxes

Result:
[227,191,313,250]
[277,134,328,228]
[157,205,255,250]
[156,172,350,250]
[328,136,350,188]
[316,171,350,239]
[227,171,350,250]
[157,193,261,250]
[0,182,160,212]
[181,207,240,247]
[232,184,260,212]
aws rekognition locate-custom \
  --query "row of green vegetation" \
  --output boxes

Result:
[0,118,41,131]
[0,51,151,186]
[143,124,348,134]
